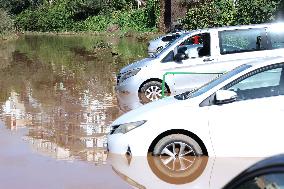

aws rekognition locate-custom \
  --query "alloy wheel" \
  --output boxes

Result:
[145,85,162,101]
[159,141,196,172]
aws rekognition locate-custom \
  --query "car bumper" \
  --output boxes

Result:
[107,128,153,156]
[107,133,129,155]
[116,76,142,94]
[116,92,143,112]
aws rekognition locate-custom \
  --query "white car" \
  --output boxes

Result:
[147,31,184,56]
[108,56,284,157]
[117,23,284,103]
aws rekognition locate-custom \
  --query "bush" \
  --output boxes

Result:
[75,8,156,32]
[182,0,281,30]
[15,0,75,32]
[80,15,111,31]
[182,0,236,30]
[14,0,160,32]
[235,0,280,24]
[0,8,14,34]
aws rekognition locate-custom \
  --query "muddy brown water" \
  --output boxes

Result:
[0,34,147,189]
[0,35,265,189]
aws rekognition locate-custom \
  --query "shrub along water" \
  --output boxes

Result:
[182,0,282,30]
[0,8,14,35]
[0,0,283,33]
[13,0,160,32]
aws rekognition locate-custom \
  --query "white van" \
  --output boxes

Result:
[116,23,284,102]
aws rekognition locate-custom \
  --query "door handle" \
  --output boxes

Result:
[203,58,214,62]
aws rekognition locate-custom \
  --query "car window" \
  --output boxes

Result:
[175,64,251,100]
[161,50,174,63]
[232,173,284,189]
[153,32,190,58]
[162,34,181,42]
[223,64,284,101]
[177,33,210,58]
[219,28,267,55]
[267,29,284,49]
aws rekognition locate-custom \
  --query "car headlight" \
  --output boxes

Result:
[112,120,146,134]
[120,68,141,83]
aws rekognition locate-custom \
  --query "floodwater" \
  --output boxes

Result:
[0,35,265,189]
[0,34,146,189]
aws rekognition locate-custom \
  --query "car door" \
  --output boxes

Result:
[170,32,222,94]
[207,64,284,157]
[158,32,214,69]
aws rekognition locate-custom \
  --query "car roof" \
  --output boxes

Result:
[223,154,284,189]
[246,154,284,172]
[244,56,284,68]
[189,22,284,34]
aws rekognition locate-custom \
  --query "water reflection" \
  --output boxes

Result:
[109,154,264,189]
[116,92,144,112]
[0,34,147,164]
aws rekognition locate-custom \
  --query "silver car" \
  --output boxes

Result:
[116,23,284,102]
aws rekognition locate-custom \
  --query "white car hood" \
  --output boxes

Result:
[111,96,194,126]
[120,58,155,73]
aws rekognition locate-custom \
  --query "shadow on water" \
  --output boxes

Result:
[0,34,147,164]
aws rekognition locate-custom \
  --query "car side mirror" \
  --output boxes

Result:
[215,90,237,105]
[174,53,186,62]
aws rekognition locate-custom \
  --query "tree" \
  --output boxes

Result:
[235,0,280,24]
[0,8,14,34]
[0,0,44,15]
[158,0,165,32]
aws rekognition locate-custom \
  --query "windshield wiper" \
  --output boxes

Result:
[174,89,196,100]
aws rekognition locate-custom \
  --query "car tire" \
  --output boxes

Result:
[139,81,169,103]
[148,134,208,184]
[153,134,204,156]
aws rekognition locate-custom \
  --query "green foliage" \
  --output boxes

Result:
[235,0,280,24]
[78,15,110,31]
[143,0,160,28]
[66,0,103,20]
[0,0,44,15]
[106,0,137,11]
[182,0,281,30]
[12,0,283,33]
[15,0,158,32]
[0,9,14,34]
[15,0,75,32]
[182,0,236,30]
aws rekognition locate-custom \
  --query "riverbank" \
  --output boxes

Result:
[0,33,19,42]
[10,30,162,43]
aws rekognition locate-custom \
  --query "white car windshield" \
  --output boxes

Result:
[151,33,189,58]
[175,64,252,100]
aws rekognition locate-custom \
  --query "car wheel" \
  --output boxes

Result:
[139,81,169,103]
[148,134,207,184]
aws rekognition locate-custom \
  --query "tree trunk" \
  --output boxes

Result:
[158,0,166,32]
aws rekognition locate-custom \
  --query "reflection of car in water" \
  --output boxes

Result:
[109,57,284,158]
[116,92,143,113]
[109,154,263,188]
[223,154,284,189]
